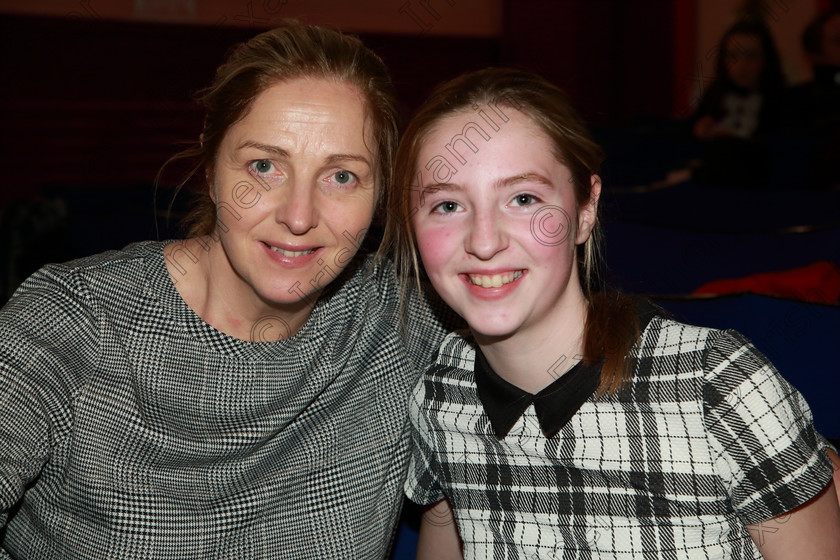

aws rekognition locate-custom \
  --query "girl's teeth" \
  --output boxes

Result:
[470,270,522,287]
[270,246,314,257]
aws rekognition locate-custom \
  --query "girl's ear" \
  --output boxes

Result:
[576,175,601,245]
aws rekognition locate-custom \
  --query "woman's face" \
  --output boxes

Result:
[209,77,376,313]
[410,107,598,342]
[724,33,764,90]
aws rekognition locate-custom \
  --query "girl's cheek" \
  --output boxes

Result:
[416,226,457,272]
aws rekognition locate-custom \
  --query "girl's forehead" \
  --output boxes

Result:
[413,108,576,193]
[419,107,543,152]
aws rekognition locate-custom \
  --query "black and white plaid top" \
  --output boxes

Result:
[0,240,452,559]
[406,314,834,559]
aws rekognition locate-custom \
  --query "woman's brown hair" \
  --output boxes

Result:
[380,67,639,395]
[160,21,399,238]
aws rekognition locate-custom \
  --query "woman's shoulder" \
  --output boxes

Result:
[13,240,166,302]
[326,251,396,296]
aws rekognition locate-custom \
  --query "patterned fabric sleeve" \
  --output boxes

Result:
[702,329,834,526]
[0,266,99,534]
[402,280,464,372]
[404,378,446,506]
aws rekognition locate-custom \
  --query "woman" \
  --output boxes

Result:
[384,67,840,559]
[0,23,453,559]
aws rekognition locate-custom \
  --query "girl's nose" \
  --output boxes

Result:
[465,207,507,260]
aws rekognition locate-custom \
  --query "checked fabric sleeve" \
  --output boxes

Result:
[701,329,833,526]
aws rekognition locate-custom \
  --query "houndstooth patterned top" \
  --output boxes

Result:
[0,240,452,559]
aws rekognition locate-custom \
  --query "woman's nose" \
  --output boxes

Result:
[275,179,318,234]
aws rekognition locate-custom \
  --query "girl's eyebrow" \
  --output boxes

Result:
[421,173,553,194]
[422,183,460,192]
[494,172,553,189]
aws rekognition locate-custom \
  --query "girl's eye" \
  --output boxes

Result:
[332,170,356,185]
[432,201,461,214]
[250,160,276,174]
[511,194,537,207]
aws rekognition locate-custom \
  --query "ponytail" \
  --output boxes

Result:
[584,290,640,396]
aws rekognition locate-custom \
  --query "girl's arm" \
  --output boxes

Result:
[416,499,463,560]
[746,477,840,559]
[829,448,840,507]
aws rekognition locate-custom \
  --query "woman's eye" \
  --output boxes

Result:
[511,194,537,206]
[250,160,275,174]
[432,201,461,213]
[332,170,356,185]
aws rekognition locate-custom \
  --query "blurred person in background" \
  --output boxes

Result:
[784,9,840,187]
[691,19,786,188]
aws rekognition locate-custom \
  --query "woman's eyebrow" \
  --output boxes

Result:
[325,154,371,168]
[237,141,289,158]
[235,142,370,168]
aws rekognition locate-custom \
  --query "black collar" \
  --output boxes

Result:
[474,349,601,439]
[474,299,659,440]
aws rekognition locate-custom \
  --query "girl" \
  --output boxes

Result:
[692,18,785,141]
[0,23,453,559]
[690,19,786,188]
[384,68,840,559]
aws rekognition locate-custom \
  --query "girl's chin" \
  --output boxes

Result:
[469,323,518,344]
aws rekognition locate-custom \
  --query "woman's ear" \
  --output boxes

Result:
[206,166,217,204]
[575,175,601,244]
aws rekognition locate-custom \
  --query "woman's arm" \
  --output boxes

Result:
[416,499,463,560]
[746,477,840,559]
[0,268,99,558]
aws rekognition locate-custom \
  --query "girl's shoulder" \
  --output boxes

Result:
[639,312,753,356]
[432,330,476,370]
[631,312,779,386]
[636,313,787,397]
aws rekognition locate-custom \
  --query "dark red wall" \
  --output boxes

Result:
[0,3,684,204]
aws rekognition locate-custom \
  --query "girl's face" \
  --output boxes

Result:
[411,108,598,342]
[210,77,376,311]
[724,33,764,90]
